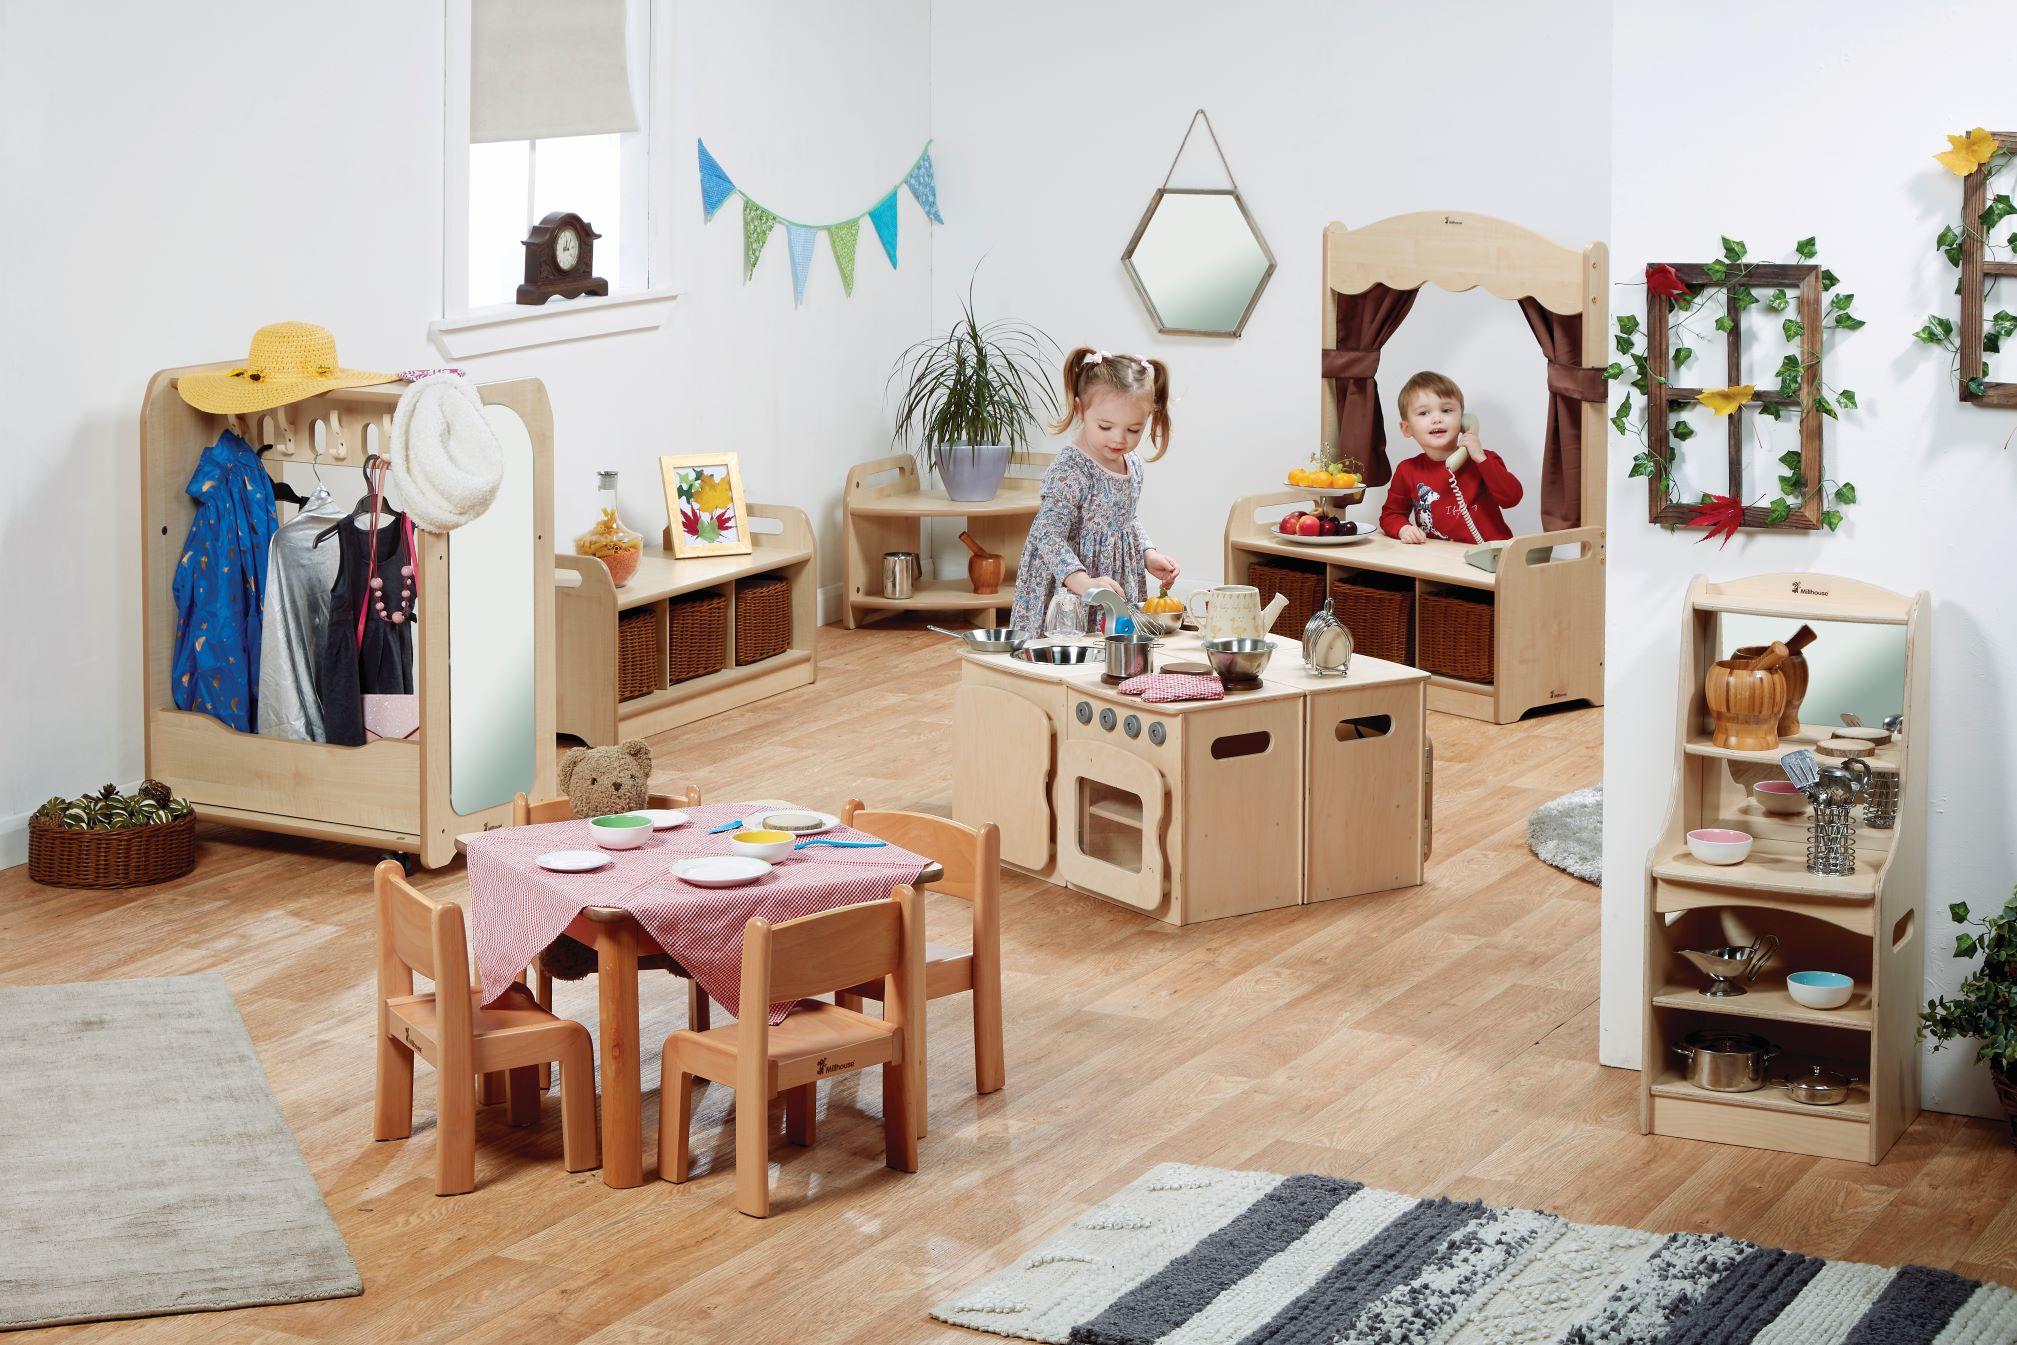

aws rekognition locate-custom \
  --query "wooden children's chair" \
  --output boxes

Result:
[658,888,924,1218]
[371,860,598,1196]
[836,801,1003,1137]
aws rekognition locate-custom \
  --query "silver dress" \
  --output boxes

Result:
[256,487,348,740]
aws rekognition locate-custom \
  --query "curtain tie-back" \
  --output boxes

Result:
[1322,349,1382,379]
[1546,360,1607,402]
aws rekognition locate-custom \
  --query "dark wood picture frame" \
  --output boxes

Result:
[1959,130,2017,408]
[1646,262,1823,530]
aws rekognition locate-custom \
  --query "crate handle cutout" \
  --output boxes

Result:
[1210,731,1272,760]
[1333,714,1392,742]
[1892,908,1915,954]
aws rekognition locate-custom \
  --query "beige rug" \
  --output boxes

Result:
[0,975,361,1330]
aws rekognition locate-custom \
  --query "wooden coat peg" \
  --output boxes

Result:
[274,406,296,455]
[225,412,245,440]
[327,408,349,462]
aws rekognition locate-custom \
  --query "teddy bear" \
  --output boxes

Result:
[538,738,688,981]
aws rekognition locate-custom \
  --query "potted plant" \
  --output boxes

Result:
[887,273,1060,502]
[1920,886,2017,1144]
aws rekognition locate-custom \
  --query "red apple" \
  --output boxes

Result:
[1317,515,1342,536]
[1278,512,1305,535]
[1296,514,1323,537]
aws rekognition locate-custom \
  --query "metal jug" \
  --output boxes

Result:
[881,551,921,600]
[1301,596,1353,677]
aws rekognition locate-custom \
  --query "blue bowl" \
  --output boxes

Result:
[1786,970,1853,1009]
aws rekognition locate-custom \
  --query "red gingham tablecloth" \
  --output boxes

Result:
[465,802,931,1023]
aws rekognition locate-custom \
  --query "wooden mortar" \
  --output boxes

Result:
[1735,644,1808,736]
[959,530,1003,596]
[1705,657,1789,751]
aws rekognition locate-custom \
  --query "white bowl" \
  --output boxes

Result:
[1686,828,1753,865]
[589,815,652,850]
[1786,970,1854,1010]
[728,829,795,862]
[1752,780,1808,816]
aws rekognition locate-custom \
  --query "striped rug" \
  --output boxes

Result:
[932,1163,2017,1344]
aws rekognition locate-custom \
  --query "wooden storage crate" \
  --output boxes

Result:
[668,591,728,683]
[734,574,792,666]
[1334,571,1413,665]
[1418,587,1495,683]
[615,605,664,701]
[1246,559,1326,636]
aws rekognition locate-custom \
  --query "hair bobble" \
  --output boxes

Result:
[1084,350,1109,366]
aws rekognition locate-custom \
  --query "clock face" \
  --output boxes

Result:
[555,227,580,272]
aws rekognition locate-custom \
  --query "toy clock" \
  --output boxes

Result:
[516,211,609,305]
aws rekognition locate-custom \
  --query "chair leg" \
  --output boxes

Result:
[785,1083,817,1147]
[506,1065,540,1127]
[373,1031,414,1141]
[688,979,711,1033]
[478,1071,508,1106]
[835,991,865,1014]
[913,1001,928,1139]
[974,984,1006,1096]
[436,1069,478,1196]
[882,1053,918,1174]
[734,1087,771,1218]
[534,958,554,1091]
[558,1031,600,1174]
[658,1064,694,1183]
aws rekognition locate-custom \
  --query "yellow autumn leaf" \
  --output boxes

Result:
[1934,127,2000,176]
[1697,385,1755,416]
[692,471,733,513]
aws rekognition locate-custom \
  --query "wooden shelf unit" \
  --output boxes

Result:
[841,453,1051,630]
[1640,573,1929,1164]
[1224,492,1605,723]
[554,504,816,744]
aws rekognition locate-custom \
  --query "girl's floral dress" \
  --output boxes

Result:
[1008,444,1155,636]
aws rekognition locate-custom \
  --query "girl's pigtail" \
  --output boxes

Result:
[1143,357,1173,459]
[1048,345,1095,437]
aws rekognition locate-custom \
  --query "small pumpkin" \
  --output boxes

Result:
[1141,584,1185,615]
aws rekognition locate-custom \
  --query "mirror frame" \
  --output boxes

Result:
[1121,186,1277,339]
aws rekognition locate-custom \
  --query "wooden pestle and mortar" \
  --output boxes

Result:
[1705,625,1817,750]
[959,531,1003,596]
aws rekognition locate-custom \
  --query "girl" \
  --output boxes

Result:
[1008,347,1178,636]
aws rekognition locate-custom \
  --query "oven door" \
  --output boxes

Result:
[1054,738,1168,914]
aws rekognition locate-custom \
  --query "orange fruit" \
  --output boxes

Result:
[1288,468,1308,486]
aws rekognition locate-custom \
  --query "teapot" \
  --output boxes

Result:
[1185,585,1289,642]
[1301,596,1353,677]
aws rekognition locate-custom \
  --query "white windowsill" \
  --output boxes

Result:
[427,286,679,358]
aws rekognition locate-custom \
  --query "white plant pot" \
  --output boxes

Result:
[936,444,1012,501]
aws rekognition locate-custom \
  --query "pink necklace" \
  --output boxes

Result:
[367,515,415,625]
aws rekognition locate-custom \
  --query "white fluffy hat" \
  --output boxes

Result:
[390,373,503,533]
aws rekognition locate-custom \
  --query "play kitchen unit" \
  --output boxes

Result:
[1641,574,1929,1164]
[950,591,1431,925]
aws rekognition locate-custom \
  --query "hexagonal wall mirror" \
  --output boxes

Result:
[1121,111,1275,338]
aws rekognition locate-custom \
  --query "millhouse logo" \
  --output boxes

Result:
[1790,580,1830,596]
[815,1056,856,1076]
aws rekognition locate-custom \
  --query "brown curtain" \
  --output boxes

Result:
[1518,297,1606,532]
[1322,284,1417,486]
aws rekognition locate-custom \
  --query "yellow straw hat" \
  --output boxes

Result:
[178,322,397,414]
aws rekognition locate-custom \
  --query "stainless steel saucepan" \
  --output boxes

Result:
[1672,1029,1778,1092]
[928,625,1027,655]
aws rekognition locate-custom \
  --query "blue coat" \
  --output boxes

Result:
[172,431,276,732]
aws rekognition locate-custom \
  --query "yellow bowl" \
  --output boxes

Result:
[730,829,795,861]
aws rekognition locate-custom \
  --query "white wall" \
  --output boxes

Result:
[0,0,932,865]
[1601,1,2013,1116]
[927,0,1611,585]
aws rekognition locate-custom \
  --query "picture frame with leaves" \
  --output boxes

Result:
[659,453,752,560]
[1912,128,2017,406]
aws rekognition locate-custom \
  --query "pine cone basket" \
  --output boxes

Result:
[28,812,198,888]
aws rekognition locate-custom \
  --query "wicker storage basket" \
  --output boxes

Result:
[1418,586,1496,683]
[735,574,792,666]
[615,605,665,701]
[1245,560,1326,637]
[667,591,729,683]
[29,812,197,888]
[1333,572,1413,665]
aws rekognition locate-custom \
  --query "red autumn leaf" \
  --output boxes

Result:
[1683,493,1749,548]
[680,502,702,538]
[1646,263,1690,300]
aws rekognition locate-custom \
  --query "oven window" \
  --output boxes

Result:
[1078,779,1144,873]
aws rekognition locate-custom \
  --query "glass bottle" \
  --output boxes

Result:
[574,470,643,587]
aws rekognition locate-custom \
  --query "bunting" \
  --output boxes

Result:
[696,138,942,303]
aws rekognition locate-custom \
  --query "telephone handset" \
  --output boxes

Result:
[1447,412,1480,473]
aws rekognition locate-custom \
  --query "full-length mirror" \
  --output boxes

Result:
[1720,614,1906,728]
[1121,109,1275,338]
[448,403,537,814]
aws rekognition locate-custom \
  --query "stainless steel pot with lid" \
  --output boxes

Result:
[1772,1064,1857,1106]
[1673,1029,1778,1092]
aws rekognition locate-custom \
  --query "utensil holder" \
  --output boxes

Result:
[1863,767,1899,829]
[1807,801,1858,876]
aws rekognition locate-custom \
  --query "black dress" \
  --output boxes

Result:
[319,512,416,747]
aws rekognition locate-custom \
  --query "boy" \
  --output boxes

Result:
[1378,371,1523,544]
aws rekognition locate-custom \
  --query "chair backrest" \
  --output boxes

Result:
[373,859,471,1003]
[512,784,702,826]
[840,801,998,904]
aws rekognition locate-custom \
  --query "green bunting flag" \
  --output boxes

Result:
[699,138,941,302]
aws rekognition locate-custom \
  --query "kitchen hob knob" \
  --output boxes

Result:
[1076,701,1092,724]
[1123,714,1141,738]
[1148,722,1166,746]
[1099,707,1117,731]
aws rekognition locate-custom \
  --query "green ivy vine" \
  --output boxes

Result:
[1610,235,1862,530]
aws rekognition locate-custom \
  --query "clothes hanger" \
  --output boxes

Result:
[313,454,404,547]
[254,441,310,508]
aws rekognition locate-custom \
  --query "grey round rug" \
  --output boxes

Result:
[1527,785,1601,883]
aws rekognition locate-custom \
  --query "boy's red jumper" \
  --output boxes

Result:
[1378,450,1523,543]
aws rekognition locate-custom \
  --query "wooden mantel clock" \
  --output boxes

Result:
[517,211,608,305]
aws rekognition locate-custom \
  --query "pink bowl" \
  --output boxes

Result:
[1687,827,1753,865]
[1755,781,1800,794]
[1752,779,1809,816]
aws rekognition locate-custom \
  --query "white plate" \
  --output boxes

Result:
[1277,530,1378,546]
[537,850,612,873]
[670,855,773,888]
[624,809,689,830]
[1285,482,1368,500]
[754,809,839,836]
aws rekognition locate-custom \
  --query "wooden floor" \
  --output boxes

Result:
[6,622,2016,1344]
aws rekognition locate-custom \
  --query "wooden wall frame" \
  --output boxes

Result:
[1959,130,2017,408]
[1647,263,1822,530]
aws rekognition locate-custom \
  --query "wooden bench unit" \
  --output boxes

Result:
[555,504,816,744]
[1225,491,1604,723]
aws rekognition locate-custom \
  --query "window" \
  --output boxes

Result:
[466,132,637,308]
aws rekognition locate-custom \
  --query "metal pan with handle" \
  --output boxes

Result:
[928,625,1028,655]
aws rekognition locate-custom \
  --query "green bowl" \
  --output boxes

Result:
[591,814,652,828]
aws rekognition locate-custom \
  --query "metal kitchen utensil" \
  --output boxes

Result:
[927,625,1027,655]
[1678,934,1780,997]
[1808,765,1865,875]
[1773,1064,1857,1107]
[1779,749,1820,796]
[1301,596,1353,677]
[1883,713,1904,738]
[881,551,921,600]
[1840,712,1863,727]
[1864,762,1901,829]
[1201,637,1274,685]
[1673,1030,1778,1092]
[1086,587,1172,638]
[1103,632,1159,681]
[1014,644,1098,665]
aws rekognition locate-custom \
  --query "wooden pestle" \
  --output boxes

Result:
[1746,641,1791,672]
[1785,624,1818,655]
[958,531,989,559]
